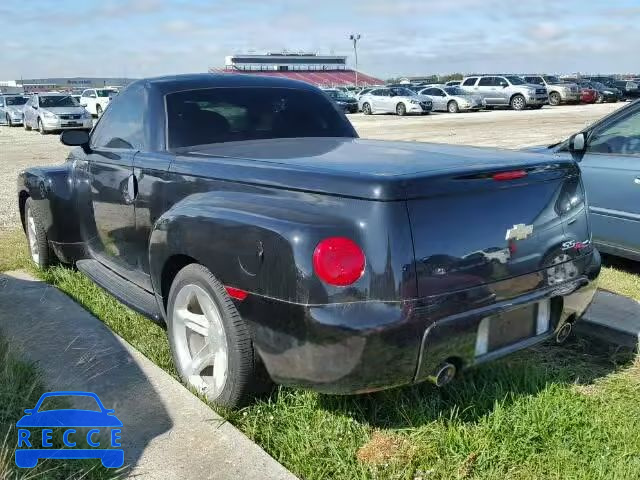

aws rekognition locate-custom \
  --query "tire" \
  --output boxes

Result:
[96,104,103,116]
[510,94,526,111]
[38,118,47,135]
[549,92,561,106]
[396,102,406,116]
[24,198,53,269]
[362,102,372,115]
[167,264,272,408]
[6,114,12,127]
[447,100,459,113]
[24,118,31,131]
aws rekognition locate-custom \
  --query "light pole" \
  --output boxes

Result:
[349,34,361,87]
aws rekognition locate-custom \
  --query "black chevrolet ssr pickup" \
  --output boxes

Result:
[18,74,600,407]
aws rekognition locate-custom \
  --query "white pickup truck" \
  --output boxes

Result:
[79,88,119,116]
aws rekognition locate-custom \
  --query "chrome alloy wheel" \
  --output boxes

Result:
[171,283,228,398]
[26,209,40,264]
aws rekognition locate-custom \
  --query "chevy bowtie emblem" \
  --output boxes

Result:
[506,223,533,241]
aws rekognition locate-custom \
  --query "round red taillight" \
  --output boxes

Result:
[312,237,365,286]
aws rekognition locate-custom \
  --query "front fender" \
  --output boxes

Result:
[17,162,81,246]
[149,189,416,306]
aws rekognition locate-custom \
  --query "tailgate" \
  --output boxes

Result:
[407,165,591,297]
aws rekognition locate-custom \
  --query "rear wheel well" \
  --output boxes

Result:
[19,191,30,232]
[160,254,198,309]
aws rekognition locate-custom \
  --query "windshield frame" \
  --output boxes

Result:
[444,86,467,96]
[5,96,27,106]
[38,95,79,108]
[543,75,562,84]
[505,75,526,85]
[390,87,415,97]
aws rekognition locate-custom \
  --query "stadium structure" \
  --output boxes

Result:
[209,52,382,87]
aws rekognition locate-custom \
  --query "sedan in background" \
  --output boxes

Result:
[23,93,93,134]
[321,88,359,113]
[586,76,636,101]
[358,87,432,116]
[533,100,640,261]
[418,85,484,113]
[0,94,27,126]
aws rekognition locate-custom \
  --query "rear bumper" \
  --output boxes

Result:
[240,250,601,394]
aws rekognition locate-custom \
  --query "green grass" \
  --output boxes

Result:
[2,229,640,479]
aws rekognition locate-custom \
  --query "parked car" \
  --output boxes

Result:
[522,75,580,106]
[460,75,548,110]
[586,76,640,101]
[79,88,118,116]
[23,93,92,134]
[358,86,433,116]
[321,88,359,113]
[578,84,598,104]
[530,100,640,260]
[18,74,600,407]
[575,80,621,103]
[0,94,27,126]
[418,85,484,113]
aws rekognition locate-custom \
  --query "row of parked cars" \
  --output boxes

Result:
[325,74,640,116]
[0,87,119,133]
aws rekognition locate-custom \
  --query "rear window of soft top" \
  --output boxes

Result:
[166,87,356,149]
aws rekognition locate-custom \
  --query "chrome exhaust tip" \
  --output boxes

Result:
[555,322,572,344]
[433,362,457,387]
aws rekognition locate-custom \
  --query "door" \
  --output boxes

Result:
[81,89,96,114]
[422,88,443,111]
[369,89,386,113]
[580,105,640,256]
[432,88,448,111]
[374,89,391,112]
[475,77,498,104]
[78,82,149,286]
[24,95,36,127]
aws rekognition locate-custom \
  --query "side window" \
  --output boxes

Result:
[436,89,446,96]
[90,83,145,150]
[370,90,381,96]
[81,90,89,98]
[462,77,478,87]
[478,77,494,87]
[496,77,508,87]
[588,109,640,156]
[0,97,4,107]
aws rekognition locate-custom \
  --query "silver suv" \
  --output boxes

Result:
[522,75,580,106]
[460,75,548,110]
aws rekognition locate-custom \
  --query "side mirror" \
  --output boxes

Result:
[61,129,91,152]
[32,105,38,110]
[501,84,508,88]
[24,408,34,414]
[568,132,587,161]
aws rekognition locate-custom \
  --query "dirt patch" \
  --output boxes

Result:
[356,431,415,466]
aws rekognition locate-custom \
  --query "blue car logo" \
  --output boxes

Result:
[16,391,123,468]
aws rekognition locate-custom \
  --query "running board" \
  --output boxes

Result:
[76,259,162,323]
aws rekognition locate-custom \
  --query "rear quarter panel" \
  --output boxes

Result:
[148,170,418,307]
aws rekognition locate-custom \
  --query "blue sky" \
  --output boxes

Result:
[1,0,639,80]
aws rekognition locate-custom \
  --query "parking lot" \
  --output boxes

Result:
[0,102,623,231]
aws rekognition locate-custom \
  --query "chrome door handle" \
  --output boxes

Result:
[124,174,138,204]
